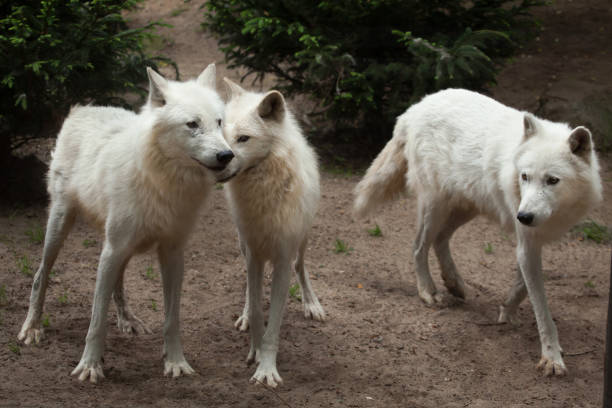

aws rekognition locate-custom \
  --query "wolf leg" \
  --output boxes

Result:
[498,265,527,325]
[234,234,250,332]
[516,238,566,376]
[72,238,131,382]
[19,199,76,345]
[294,236,325,321]
[413,196,447,305]
[112,260,151,335]
[433,209,475,299]
[251,253,292,388]
[245,245,265,365]
[157,242,194,378]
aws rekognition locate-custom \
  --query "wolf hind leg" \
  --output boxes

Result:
[19,198,77,345]
[433,208,476,300]
[295,236,325,321]
[413,195,449,305]
[112,258,151,335]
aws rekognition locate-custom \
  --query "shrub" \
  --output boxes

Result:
[0,0,175,159]
[203,0,542,148]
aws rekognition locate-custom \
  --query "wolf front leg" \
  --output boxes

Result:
[234,234,250,332]
[498,265,528,325]
[516,237,567,376]
[72,242,130,383]
[157,242,194,378]
[251,254,292,388]
[246,248,265,366]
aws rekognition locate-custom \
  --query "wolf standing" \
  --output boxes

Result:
[354,88,602,376]
[18,64,238,382]
[222,78,325,387]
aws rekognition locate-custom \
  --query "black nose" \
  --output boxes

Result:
[216,150,234,164]
[517,211,534,225]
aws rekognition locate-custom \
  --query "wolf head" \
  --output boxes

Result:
[220,78,288,176]
[513,113,602,236]
[145,65,238,182]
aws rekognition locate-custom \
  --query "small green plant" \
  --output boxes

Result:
[324,165,354,177]
[17,255,33,276]
[584,280,596,289]
[333,239,352,254]
[215,183,224,190]
[367,224,382,237]
[171,7,188,17]
[42,314,50,328]
[26,224,44,244]
[289,283,301,301]
[58,292,68,305]
[151,300,158,311]
[484,243,493,254]
[82,239,97,248]
[8,342,20,355]
[575,220,611,244]
[144,265,156,280]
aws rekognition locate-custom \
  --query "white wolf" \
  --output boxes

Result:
[18,64,239,382]
[354,88,602,376]
[222,78,324,387]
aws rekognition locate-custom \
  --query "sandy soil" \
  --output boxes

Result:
[1,0,611,407]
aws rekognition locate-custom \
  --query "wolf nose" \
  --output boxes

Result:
[216,150,234,165]
[517,211,534,226]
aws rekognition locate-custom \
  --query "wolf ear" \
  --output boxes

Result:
[568,126,593,159]
[523,113,538,140]
[258,91,285,122]
[197,63,216,89]
[223,77,246,101]
[146,67,168,108]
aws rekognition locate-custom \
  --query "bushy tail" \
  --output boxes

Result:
[353,129,408,219]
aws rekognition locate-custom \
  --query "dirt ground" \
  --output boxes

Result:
[1,1,612,407]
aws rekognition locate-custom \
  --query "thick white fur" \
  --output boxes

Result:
[354,88,602,377]
[223,78,324,387]
[18,64,239,382]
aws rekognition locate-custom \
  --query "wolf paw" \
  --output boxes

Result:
[18,324,44,345]
[234,315,249,332]
[71,359,105,383]
[418,290,443,306]
[497,305,520,325]
[442,275,466,299]
[251,363,283,388]
[303,300,325,321]
[164,358,195,378]
[537,356,567,377]
[117,314,151,335]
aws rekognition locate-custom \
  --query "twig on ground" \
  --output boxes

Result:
[565,349,595,357]
[252,378,294,408]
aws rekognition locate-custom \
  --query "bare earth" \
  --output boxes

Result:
[1,1,611,407]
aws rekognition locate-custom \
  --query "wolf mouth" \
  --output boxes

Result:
[192,157,226,171]
[217,171,238,183]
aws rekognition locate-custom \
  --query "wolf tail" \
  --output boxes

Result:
[353,125,408,219]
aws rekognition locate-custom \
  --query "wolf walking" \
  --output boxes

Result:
[222,78,325,387]
[18,64,239,382]
[354,88,602,376]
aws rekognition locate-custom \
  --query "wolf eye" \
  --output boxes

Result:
[186,121,199,129]
[217,119,222,127]
[521,173,528,181]
[237,135,250,143]
[546,176,560,185]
